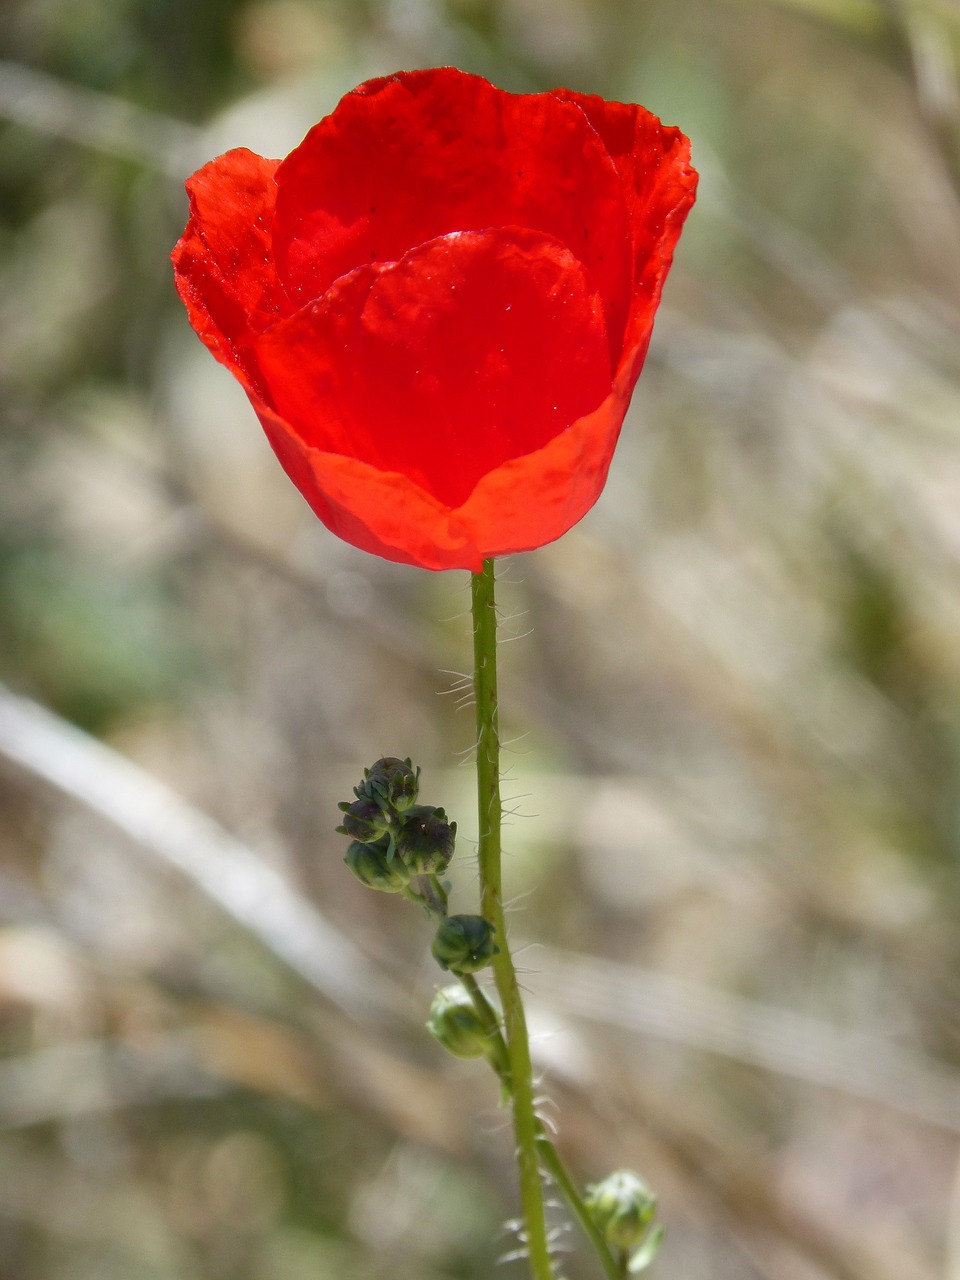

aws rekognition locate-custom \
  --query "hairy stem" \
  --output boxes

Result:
[472,559,553,1280]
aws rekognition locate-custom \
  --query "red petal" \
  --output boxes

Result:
[171,148,290,393]
[458,378,631,564]
[254,227,611,512]
[271,68,632,362]
[553,89,698,377]
[252,374,631,572]
[253,408,479,568]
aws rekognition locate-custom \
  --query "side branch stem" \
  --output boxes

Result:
[457,974,624,1280]
[471,559,553,1280]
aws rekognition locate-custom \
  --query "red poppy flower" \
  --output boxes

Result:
[172,68,696,571]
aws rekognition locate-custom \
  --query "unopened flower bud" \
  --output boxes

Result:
[337,796,390,843]
[396,805,457,875]
[427,985,496,1059]
[363,756,420,812]
[344,836,411,893]
[432,914,498,973]
[585,1170,657,1252]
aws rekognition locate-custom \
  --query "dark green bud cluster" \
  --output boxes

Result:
[585,1169,659,1255]
[426,985,497,1060]
[338,758,456,891]
[432,914,498,973]
[338,761,497,980]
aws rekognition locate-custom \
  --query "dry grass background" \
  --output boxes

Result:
[1,0,959,1276]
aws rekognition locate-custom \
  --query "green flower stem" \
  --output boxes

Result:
[472,559,553,1280]
[426,873,449,913]
[400,877,447,915]
[457,970,511,1079]
[457,972,623,1280]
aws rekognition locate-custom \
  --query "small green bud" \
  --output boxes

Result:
[427,985,495,1059]
[344,836,411,893]
[585,1170,657,1253]
[397,805,457,875]
[363,756,420,812]
[432,914,498,973]
[337,796,390,843]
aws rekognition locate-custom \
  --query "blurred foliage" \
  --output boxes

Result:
[1,0,960,1278]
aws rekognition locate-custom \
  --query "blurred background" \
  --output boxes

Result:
[1,0,959,1276]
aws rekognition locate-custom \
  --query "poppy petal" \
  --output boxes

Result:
[458,378,631,565]
[271,67,632,362]
[553,89,698,375]
[251,372,632,572]
[172,148,289,394]
[254,226,611,512]
[254,404,477,569]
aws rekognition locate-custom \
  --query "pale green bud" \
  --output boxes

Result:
[426,985,495,1059]
[585,1170,657,1252]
